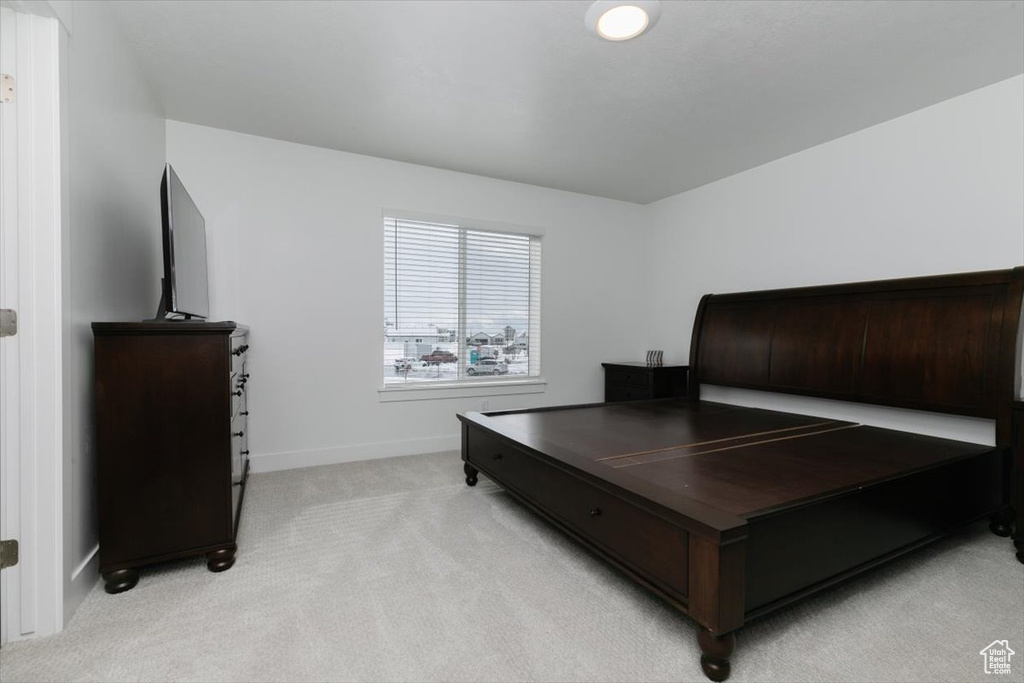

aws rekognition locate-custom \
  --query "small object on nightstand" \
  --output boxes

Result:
[602,362,688,402]
[643,352,667,368]
[645,349,664,366]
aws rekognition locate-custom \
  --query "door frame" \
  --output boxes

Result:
[0,6,64,643]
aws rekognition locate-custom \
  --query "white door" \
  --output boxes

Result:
[0,7,64,644]
[0,5,23,645]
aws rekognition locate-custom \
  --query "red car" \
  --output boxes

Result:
[421,350,458,365]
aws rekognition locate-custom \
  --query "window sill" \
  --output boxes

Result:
[378,378,547,402]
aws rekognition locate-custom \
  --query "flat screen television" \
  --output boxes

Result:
[156,163,209,320]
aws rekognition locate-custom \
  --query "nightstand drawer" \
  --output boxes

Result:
[605,368,652,388]
[602,363,689,403]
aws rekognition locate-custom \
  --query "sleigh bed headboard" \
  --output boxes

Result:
[688,267,1024,444]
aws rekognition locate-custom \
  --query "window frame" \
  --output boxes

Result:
[378,209,545,401]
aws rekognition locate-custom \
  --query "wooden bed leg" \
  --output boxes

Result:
[206,545,236,572]
[1013,532,1023,564]
[697,628,735,682]
[102,568,139,594]
[464,462,478,487]
[989,507,1014,537]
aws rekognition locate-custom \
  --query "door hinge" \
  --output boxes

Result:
[0,539,18,569]
[1,74,14,104]
[0,309,16,337]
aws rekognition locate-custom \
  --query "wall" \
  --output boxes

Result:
[60,0,165,621]
[168,77,1024,469]
[646,75,1024,444]
[166,121,650,472]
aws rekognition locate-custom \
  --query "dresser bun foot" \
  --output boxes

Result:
[103,568,139,594]
[206,546,236,572]
[989,508,1014,537]
[464,463,479,487]
[698,628,735,682]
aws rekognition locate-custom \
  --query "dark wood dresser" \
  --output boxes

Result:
[92,321,250,593]
[602,362,689,402]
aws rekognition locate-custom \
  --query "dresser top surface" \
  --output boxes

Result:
[93,321,247,336]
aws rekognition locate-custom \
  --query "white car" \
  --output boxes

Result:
[467,358,507,375]
[393,358,424,372]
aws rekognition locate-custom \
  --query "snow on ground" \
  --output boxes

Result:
[383,342,529,384]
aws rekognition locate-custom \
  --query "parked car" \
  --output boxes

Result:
[393,358,425,372]
[421,350,458,365]
[467,358,507,376]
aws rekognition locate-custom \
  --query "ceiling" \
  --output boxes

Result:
[108,0,1024,204]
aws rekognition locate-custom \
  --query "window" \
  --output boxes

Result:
[383,216,541,387]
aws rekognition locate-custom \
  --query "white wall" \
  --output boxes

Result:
[61,0,165,620]
[168,77,1024,470]
[646,75,1024,444]
[166,121,650,471]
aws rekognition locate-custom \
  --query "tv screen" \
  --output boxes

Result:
[160,163,209,319]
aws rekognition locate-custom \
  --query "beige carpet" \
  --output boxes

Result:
[1,450,1022,683]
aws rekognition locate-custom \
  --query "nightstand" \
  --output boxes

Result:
[601,362,689,402]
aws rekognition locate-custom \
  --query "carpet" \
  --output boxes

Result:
[1,450,1021,682]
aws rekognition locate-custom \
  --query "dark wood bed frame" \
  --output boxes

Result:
[458,267,1024,681]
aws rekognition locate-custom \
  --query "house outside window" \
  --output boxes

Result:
[383,215,541,387]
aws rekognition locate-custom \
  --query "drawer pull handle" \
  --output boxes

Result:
[590,507,602,518]
[233,431,245,437]
[241,411,250,416]
[241,450,250,456]
[492,453,503,460]
[233,390,242,397]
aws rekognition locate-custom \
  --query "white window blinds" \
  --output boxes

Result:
[383,216,541,386]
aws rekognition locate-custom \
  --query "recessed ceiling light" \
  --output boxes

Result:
[585,1,661,42]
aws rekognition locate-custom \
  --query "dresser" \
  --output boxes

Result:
[92,321,250,593]
[602,362,689,402]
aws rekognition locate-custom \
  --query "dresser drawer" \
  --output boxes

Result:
[605,368,652,389]
[231,336,249,376]
[230,376,245,417]
[231,480,241,531]
[230,413,247,485]
[469,430,688,595]
[229,382,248,529]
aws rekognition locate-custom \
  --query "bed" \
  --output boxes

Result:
[457,267,1024,681]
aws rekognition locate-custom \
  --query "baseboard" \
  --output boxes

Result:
[248,435,461,473]
[70,543,99,581]
[63,544,99,628]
